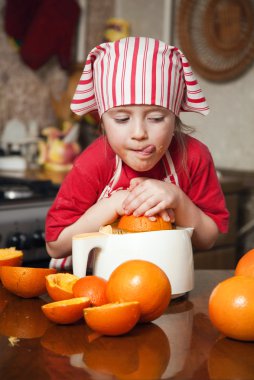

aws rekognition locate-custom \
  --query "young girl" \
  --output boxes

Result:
[46,37,229,269]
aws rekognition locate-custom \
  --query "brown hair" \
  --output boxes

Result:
[174,117,195,174]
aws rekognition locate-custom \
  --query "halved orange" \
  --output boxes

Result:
[46,273,79,301]
[1,266,57,298]
[117,214,172,232]
[83,301,141,336]
[0,248,23,269]
[42,297,90,324]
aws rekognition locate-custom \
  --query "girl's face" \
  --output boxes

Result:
[101,105,175,172]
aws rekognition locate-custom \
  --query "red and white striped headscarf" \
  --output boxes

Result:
[71,37,209,117]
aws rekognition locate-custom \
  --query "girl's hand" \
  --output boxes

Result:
[123,177,178,222]
[109,189,130,217]
[123,177,220,251]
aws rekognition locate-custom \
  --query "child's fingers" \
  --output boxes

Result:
[145,208,175,223]
[167,208,175,223]
[158,210,170,222]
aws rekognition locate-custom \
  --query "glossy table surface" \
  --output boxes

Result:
[1,270,254,380]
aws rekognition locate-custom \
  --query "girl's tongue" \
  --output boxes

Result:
[139,145,155,154]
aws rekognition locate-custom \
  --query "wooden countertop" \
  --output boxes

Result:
[1,270,252,380]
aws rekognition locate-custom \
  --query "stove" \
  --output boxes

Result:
[0,176,58,266]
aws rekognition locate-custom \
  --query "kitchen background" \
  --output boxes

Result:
[0,0,254,267]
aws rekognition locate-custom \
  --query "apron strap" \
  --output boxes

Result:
[98,155,123,200]
[162,151,179,186]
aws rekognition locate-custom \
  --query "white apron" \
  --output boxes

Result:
[49,152,179,271]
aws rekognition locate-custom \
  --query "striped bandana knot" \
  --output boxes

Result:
[71,37,209,117]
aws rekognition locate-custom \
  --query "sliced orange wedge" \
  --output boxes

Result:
[42,297,90,324]
[84,301,141,336]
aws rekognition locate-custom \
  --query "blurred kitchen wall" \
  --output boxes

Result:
[0,0,114,137]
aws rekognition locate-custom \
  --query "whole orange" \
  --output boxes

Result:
[209,275,254,341]
[106,260,171,322]
[235,249,254,277]
[117,215,172,233]
[73,275,108,306]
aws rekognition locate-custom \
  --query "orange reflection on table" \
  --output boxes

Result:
[41,323,98,356]
[0,293,51,339]
[82,322,170,380]
[208,336,254,380]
